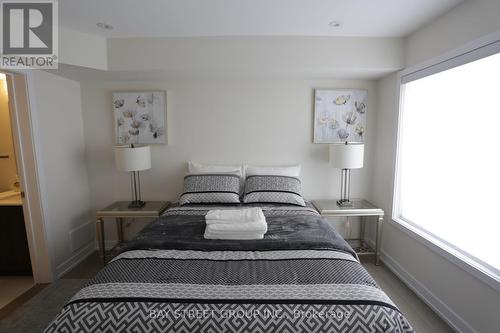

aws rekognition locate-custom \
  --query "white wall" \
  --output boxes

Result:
[107,36,404,78]
[405,0,500,67]
[370,2,500,330]
[60,27,108,70]
[28,70,94,277]
[81,78,377,239]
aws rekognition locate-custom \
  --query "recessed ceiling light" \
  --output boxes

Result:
[96,22,113,30]
[328,21,341,28]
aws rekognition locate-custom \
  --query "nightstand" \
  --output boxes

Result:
[312,199,384,265]
[95,201,170,264]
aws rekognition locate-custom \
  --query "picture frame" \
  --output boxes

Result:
[112,91,167,145]
[313,89,367,143]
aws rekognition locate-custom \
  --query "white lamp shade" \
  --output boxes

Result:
[329,143,364,169]
[114,145,151,172]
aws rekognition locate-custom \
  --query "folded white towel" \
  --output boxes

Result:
[204,231,264,240]
[204,208,267,240]
[206,221,267,234]
[205,207,264,223]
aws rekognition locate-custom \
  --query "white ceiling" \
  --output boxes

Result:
[60,0,463,38]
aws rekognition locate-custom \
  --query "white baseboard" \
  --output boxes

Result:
[362,237,476,332]
[380,250,477,333]
[55,241,96,278]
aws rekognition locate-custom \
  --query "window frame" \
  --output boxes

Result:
[392,36,500,292]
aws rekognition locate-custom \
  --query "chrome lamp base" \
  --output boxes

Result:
[128,200,146,209]
[337,168,353,207]
[336,199,354,207]
[128,170,145,209]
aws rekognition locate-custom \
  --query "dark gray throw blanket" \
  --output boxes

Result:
[116,204,356,255]
[45,204,414,333]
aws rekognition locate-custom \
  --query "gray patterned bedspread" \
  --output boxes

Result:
[45,204,414,333]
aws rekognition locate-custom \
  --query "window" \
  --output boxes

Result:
[394,47,500,280]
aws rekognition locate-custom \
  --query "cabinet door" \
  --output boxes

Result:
[0,206,32,275]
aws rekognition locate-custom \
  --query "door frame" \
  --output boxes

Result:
[3,70,53,283]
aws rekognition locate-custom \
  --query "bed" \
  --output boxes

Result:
[45,203,414,332]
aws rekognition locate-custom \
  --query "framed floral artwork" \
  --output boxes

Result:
[313,89,367,143]
[112,91,167,145]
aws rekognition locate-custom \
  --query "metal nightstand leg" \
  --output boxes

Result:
[375,215,384,265]
[96,217,105,265]
[116,217,124,242]
[360,216,366,247]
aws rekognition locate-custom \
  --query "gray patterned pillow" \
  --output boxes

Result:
[179,174,241,205]
[243,175,306,206]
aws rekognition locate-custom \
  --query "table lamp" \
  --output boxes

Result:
[114,144,151,208]
[329,142,364,207]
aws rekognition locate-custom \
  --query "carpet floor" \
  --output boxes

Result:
[0,279,88,333]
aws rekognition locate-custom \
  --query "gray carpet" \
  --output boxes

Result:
[0,279,88,333]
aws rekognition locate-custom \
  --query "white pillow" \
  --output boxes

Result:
[187,162,243,177]
[244,164,301,178]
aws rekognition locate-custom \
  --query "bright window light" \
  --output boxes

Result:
[397,52,500,275]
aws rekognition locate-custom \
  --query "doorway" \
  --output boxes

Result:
[0,72,34,310]
[0,71,54,312]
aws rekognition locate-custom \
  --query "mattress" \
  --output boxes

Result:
[45,203,414,332]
